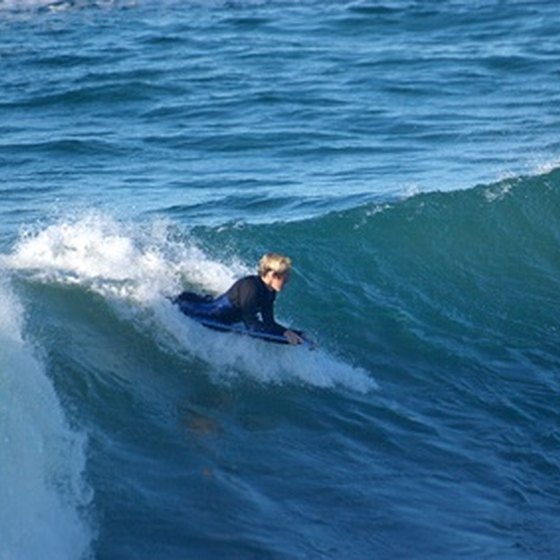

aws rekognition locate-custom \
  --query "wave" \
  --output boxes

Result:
[1,167,559,558]
[186,167,560,382]
[2,212,376,393]
[3,166,560,396]
[0,278,93,559]
[4,166,560,392]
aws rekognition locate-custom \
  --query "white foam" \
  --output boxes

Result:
[0,279,93,560]
[0,0,269,14]
[0,0,137,13]
[5,212,245,297]
[532,157,560,177]
[152,300,377,393]
[4,212,377,393]
[493,158,560,186]
[483,181,512,203]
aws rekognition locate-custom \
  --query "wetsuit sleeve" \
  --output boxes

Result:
[234,278,287,336]
[259,297,287,336]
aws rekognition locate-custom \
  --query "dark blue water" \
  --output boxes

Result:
[1,1,560,558]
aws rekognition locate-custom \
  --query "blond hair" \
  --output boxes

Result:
[258,253,292,277]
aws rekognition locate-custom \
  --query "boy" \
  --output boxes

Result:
[174,253,304,345]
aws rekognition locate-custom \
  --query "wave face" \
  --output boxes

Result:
[189,168,560,392]
[2,0,560,557]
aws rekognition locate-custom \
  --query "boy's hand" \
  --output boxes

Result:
[284,330,305,345]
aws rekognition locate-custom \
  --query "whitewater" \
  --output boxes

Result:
[1,1,560,559]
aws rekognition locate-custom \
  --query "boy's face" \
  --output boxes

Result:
[264,270,290,292]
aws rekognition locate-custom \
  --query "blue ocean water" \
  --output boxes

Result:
[1,1,560,558]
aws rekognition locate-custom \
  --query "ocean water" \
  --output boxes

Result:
[1,1,560,558]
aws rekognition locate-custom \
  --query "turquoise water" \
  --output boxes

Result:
[1,1,560,558]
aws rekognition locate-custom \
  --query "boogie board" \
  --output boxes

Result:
[172,298,314,347]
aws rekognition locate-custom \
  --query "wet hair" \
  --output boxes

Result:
[258,253,292,278]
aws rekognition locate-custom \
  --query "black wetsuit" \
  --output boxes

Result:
[174,275,287,336]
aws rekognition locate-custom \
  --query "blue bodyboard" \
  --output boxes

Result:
[173,299,314,347]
